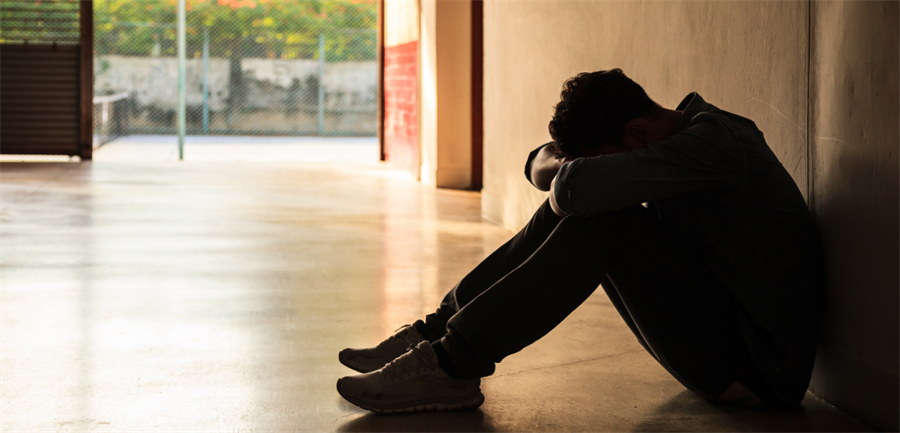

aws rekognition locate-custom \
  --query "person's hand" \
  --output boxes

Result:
[549,175,568,217]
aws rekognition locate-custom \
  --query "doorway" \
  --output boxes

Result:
[91,0,379,162]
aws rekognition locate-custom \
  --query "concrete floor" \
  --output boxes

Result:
[0,146,875,431]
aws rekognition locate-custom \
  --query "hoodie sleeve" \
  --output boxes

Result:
[553,113,745,216]
[524,142,554,188]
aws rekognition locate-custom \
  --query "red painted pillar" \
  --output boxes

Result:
[383,41,419,177]
[382,1,420,179]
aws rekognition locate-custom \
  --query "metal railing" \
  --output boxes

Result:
[93,92,130,147]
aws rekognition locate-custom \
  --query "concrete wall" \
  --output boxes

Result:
[95,56,376,111]
[419,0,437,184]
[385,0,419,47]
[482,1,809,228]
[95,56,230,110]
[419,0,473,189]
[807,2,900,431]
[481,1,898,430]
[94,55,378,134]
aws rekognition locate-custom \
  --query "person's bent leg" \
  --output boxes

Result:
[336,208,632,414]
[440,205,779,406]
[589,215,782,405]
[339,200,563,374]
[421,199,563,339]
[337,205,779,413]
[441,206,653,378]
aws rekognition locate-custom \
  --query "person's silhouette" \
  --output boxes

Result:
[337,69,824,415]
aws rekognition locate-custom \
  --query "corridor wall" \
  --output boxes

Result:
[480,1,898,430]
[383,0,420,178]
[419,0,474,189]
[807,2,899,430]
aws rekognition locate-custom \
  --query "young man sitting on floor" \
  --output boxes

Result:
[336,69,824,414]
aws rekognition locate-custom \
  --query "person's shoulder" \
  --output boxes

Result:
[693,104,760,138]
[677,110,736,142]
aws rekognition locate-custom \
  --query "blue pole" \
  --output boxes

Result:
[318,32,325,135]
[202,26,209,134]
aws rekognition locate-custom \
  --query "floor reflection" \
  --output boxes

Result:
[1,159,873,432]
[380,180,428,338]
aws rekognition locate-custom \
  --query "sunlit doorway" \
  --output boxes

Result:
[91,0,378,162]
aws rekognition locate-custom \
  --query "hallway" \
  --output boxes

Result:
[1,159,874,431]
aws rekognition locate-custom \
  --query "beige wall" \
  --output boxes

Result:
[419,0,473,188]
[434,0,472,188]
[807,2,900,430]
[482,1,809,228]
[481,1,898,430]
[385,0,419,47]
[420,0,438,184]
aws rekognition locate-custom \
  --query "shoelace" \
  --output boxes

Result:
[382,343,431,382]
[387,325,411,340]
[381,324,417,345]
[374,326,408,348]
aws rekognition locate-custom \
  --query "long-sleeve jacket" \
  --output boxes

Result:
[536,93,825,405]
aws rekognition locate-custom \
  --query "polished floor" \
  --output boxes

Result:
[1,143,874,431]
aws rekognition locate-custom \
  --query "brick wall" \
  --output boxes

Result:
[383,40,419,177]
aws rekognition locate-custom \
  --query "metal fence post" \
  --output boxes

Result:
[318,32,325,135]
[202,26,210,134]
[177,0,186,159]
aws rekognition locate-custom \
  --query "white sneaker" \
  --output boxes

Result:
[339,322,429,373]
[336,340,484,414]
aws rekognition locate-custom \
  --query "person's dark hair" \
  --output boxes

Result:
[549,69,658,156]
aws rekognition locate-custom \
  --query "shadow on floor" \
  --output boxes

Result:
[335,409,496,432]
[634,390,873,432]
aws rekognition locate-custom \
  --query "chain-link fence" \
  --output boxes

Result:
[0,0,80,45]
[93,0,378,138]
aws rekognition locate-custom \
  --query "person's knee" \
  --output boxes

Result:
[561,205,660,251]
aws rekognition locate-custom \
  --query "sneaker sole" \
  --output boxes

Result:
[336,378,485,415]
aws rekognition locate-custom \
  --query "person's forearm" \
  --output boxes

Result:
[530,143,572,192]
[548,174,568,217]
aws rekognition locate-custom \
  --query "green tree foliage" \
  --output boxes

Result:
[0,0,82,44]
[94,0,377,60]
